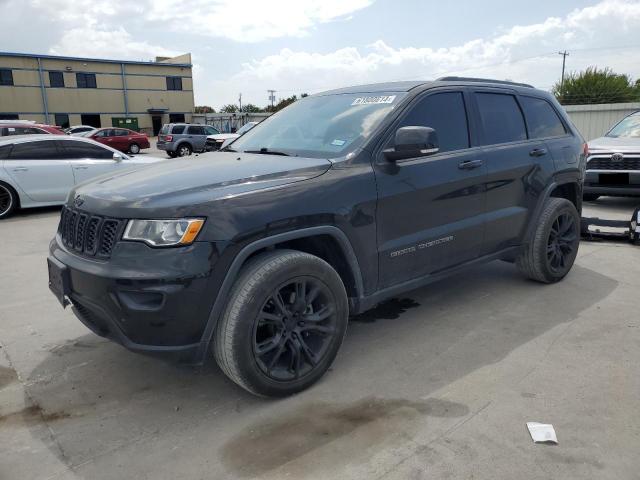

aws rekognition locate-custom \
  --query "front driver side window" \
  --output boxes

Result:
[398,92,470,153]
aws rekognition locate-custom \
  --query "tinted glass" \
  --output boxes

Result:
[93,129,110,137]
[520,96,566,138]
[8,141,60,159]
[399,92,469,152]
[476,93,527,145]
[0,145,11,159]
[59,141,113,159]
[76,73,97,88]
[607,113,640,138]
[187,125,205,135]
[49,71,65,88]
[204,126,219,135]
[171,125,185,134]
[115,129,130,136]
[0,69,13,86]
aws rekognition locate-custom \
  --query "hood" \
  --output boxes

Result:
[72,151,331,215]
[208,133,239,141]
[588,136,640,153]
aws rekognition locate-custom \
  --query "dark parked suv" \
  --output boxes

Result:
[48,78,586,397]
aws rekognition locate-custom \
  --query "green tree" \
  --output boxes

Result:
[220,104,239,113]
[553,67,640,105]
[194,105,215,113]
[265,95,299,113]
[241,103,263,113]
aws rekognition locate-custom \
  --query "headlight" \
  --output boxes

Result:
[123,218,205,247]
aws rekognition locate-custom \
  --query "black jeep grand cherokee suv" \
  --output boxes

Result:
[48,77,586,397]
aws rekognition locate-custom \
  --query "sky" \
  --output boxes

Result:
[1,0,640,109]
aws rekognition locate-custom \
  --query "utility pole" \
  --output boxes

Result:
[558,50,569,93]
[238,93,242,112]
[268,90,276,109]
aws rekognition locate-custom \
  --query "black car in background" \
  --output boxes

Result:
[48,77,586,397]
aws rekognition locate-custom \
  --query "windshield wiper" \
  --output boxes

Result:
[220,146,237,152]
[244,148,290,156]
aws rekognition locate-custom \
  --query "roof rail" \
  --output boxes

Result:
[436,76,534,88]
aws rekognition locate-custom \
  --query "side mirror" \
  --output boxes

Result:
[113,152,124,162]
[383,126,439,161]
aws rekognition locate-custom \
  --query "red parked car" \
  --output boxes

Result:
[0,122,66,136]
[88,128,150,154]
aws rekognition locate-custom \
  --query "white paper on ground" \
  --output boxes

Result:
[526,422,558,444]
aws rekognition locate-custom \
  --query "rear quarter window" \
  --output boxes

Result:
[520,96,566,138]
[476,92,527,145]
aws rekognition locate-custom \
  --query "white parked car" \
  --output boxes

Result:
[0,135,166,218]
[66,125,96,135]
[205,121,259,151]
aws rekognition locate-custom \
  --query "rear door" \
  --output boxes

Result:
[374,89,487,287]
[112,129,132,151]
[4,140,75,202]
[186,125,206,151]
[60,140,122,184]
[471,89,555,254]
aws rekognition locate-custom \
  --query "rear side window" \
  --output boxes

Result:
[59,141,113,159]
[8,141,60,159]
[0,145,11,159]
[115,129,130,136]
[204,126,219,135]
[476,93,527,145]
[171,125,185,134]
[187,125,205,135]
[520,96,566,138]
[5,127,43,136]
[399,92,470,152]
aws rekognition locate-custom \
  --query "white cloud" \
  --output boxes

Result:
[147,0,374,42]
[225,0,640,104]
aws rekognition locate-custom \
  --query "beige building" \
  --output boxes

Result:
[0,52,194,135]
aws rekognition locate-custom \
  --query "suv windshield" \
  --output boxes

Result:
[606,113,640,138]
[231,93,405,158]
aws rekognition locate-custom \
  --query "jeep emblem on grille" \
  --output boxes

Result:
[73,195,84,207]
[611,153,625,162]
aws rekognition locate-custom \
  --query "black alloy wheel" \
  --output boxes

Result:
[546,212,578,273]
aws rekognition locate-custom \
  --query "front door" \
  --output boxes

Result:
[374,90,487,288]
[59,139,122,184]
[152,116,162,136]
[4,140,75,202]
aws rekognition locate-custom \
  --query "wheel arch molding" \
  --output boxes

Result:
[194,225,364,363]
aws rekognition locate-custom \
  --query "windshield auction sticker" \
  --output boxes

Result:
[351,95,396,106]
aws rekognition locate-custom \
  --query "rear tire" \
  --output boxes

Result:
[177,144,192,157]
[129,143,140,154]
[0,182,18,219]
[167,151,178,158]
[516,198,580,283]
[214,250,349,397]
[583,193,600,201]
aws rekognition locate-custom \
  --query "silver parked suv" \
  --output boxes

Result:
[156,123,220,157]
[584,110,640,200]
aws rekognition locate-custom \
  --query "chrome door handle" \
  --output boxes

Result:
[12,167,28,172]
[530,148,548,157]
[74,166,89,170]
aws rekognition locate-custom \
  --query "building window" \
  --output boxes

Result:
[54,114,70,129]
[76,73,97,88]
[166,76,183,91]
[169,113,185,123]
[49,71,65,88]
[0,114,19,120]
[0,69,13,86]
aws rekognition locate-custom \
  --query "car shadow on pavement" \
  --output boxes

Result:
[20,260,618,477]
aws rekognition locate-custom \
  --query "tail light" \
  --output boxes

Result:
[582,143,589,157]
[164,135,173,142]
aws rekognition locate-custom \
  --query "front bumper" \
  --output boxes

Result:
[584,170,640,196]
[48,235,219,362]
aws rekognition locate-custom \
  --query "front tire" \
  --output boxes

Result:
[214,250,349,397]
[0,182,18,219]
[517,198,580,283]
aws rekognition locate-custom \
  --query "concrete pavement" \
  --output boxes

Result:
[0,198,639,479]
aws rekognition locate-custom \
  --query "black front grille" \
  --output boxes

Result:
[58,207,123,258]
[587,156,640,170]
